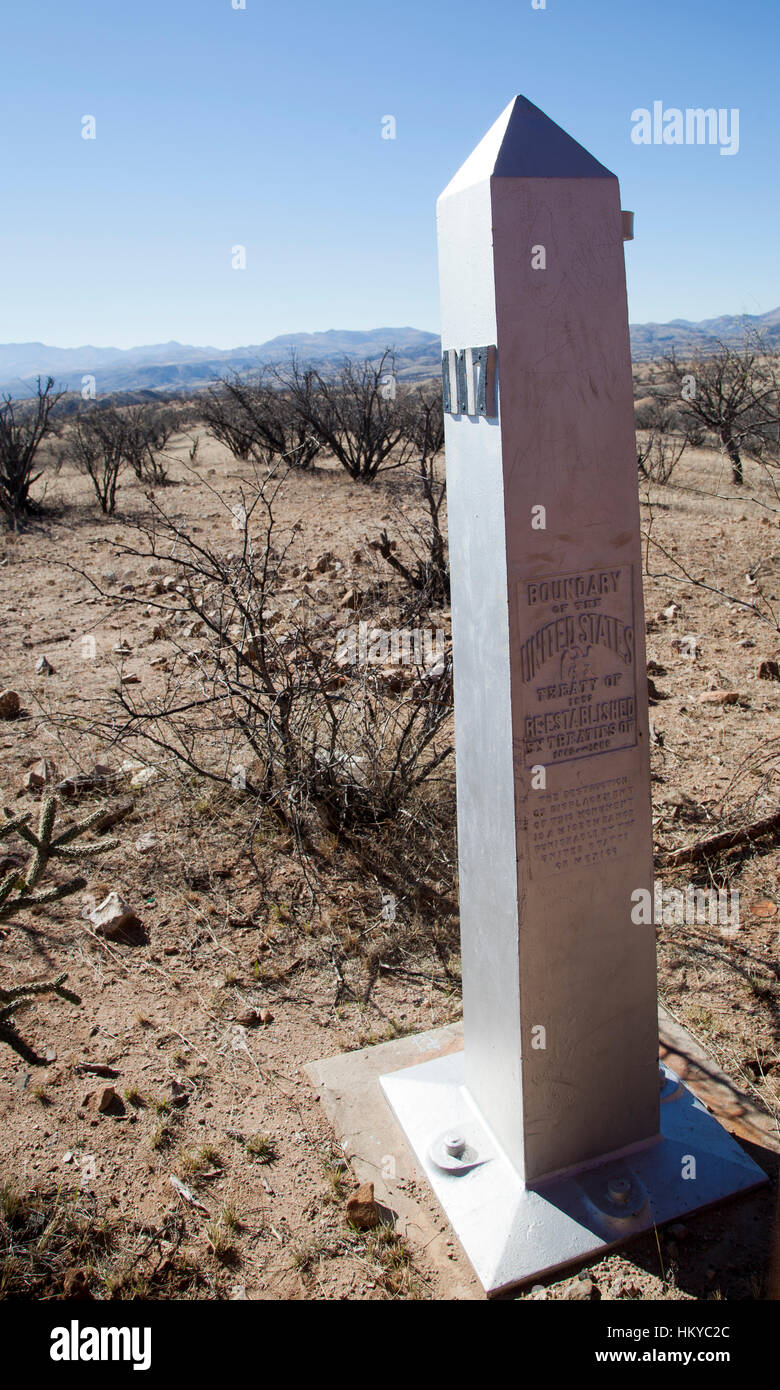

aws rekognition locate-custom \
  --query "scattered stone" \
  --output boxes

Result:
[345,1181,380,1231]
[647,677,668,704]
[342,588,359,610]
[758,659,780,682]
[646,660,667,676]
[698,690,742,706]
[121,760,157,789]
[560,1275,598,1300]
[235,1007,273,1027]
[135,831,157,853]
[23,758,57,792]
[34,656,54,675]
[168,1080,189,1108]
[77,1062,120,1079]
[0,690,21,720]
[97,1085,121,1114]
[81,1085,124,1117]
[88,892,142,939]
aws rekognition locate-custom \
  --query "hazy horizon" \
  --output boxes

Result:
[2,0,777,350]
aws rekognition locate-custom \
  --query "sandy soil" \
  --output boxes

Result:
[0,427,778,1301]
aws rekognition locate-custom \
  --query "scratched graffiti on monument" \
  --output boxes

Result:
[516,564,638,767]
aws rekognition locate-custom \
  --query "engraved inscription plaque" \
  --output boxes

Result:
[517,564,638,767]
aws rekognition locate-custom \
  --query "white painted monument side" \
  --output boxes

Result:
[438,97,658,1181]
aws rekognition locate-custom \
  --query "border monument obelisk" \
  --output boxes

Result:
[378,96,765,1292]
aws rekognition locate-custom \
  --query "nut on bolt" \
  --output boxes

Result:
[444,1134,466,1159]
[607,1177,631,1206]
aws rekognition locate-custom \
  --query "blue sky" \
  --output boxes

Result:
[1,0,776,348]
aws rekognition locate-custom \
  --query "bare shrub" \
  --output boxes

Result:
[69,464,453,847]
[662,339,776,486]
[277,351,416,481]
[64,408,127,513]
[123,404,176,485]
[635,397,688,484]
[0,377,63,526]
[203,371,321,470]
[375,387,450,608]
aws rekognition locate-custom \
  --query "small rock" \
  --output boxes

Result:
[82,1086,124,1117]
[23,758,57,792]
[758,659,780,682]
[669,1223,689,1240]
[97,1085,121,1114]
[699,690,742,705]
[345,1181,380,1231]
[135,832,157,853]
[561,1276,598,1300]
[0,690,21,720]
[168,1079,189,1108]
[34,656,54,676]
[234,1007,273,1027]
[88,892,142,939]
[120,760,157,789]
[342,588,359,611]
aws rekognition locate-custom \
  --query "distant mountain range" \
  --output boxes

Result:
[0,329,441,399]
[628,307,780,361]
[1,311,778,398]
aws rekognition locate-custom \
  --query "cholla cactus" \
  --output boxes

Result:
[1,793,117,1062]
[0,793,118,922]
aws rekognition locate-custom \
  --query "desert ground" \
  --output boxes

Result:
[1,423,778,1301]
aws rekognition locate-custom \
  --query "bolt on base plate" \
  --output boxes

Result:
[380,1053,767,1296]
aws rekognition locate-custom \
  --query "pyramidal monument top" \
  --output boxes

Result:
[439,94,616,200]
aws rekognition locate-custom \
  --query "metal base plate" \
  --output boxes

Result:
[380,1051,767,1296]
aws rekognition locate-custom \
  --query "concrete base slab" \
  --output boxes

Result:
[305,1010,774,1298]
